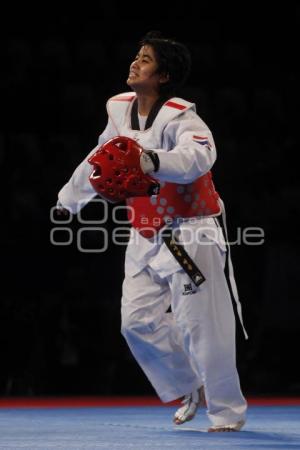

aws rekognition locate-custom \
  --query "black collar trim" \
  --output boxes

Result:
[130,96,171,131]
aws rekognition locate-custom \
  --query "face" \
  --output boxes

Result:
[127,45,168,94]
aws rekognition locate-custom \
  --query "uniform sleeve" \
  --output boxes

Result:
[58,118,116,213]
[154,109,217,184]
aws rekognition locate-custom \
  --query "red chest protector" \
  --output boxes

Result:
[126,171,220,238]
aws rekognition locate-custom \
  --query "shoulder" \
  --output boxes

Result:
[163,97,196,112]
[106,92,136,118]
[156,97,197,127]
[163,101,211,135]
[106,92,136,130]
[107,92,136,104]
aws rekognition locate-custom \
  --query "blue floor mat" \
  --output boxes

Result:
[0,405,300,449]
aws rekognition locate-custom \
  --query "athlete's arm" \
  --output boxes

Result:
[143,110,217,184]
[57,119,116,213]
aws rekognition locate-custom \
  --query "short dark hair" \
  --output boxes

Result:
[139,31,191,96]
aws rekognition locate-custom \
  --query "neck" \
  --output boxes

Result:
[136,92,160,116]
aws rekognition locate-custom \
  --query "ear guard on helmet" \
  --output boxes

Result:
[88,136,160,203]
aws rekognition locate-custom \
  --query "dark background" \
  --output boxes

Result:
[0,5,299,397]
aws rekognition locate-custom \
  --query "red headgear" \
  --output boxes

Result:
[88,136,160,203]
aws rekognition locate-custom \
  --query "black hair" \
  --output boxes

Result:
[139,30,191,96]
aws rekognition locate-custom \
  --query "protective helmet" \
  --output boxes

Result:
[88,136,160,203]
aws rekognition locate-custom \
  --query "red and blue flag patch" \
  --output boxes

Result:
[193,135,212,150]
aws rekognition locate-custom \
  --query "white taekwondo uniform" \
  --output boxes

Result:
[58,92,247,427]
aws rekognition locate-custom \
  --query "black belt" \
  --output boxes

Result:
[162,228,206,287]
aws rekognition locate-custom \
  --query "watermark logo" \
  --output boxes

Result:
[50,198,265,252]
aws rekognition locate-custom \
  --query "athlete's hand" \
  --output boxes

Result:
[140,150,160,174]
[56,201,71,216]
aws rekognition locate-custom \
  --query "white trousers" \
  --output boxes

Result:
[121,227,247,426]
